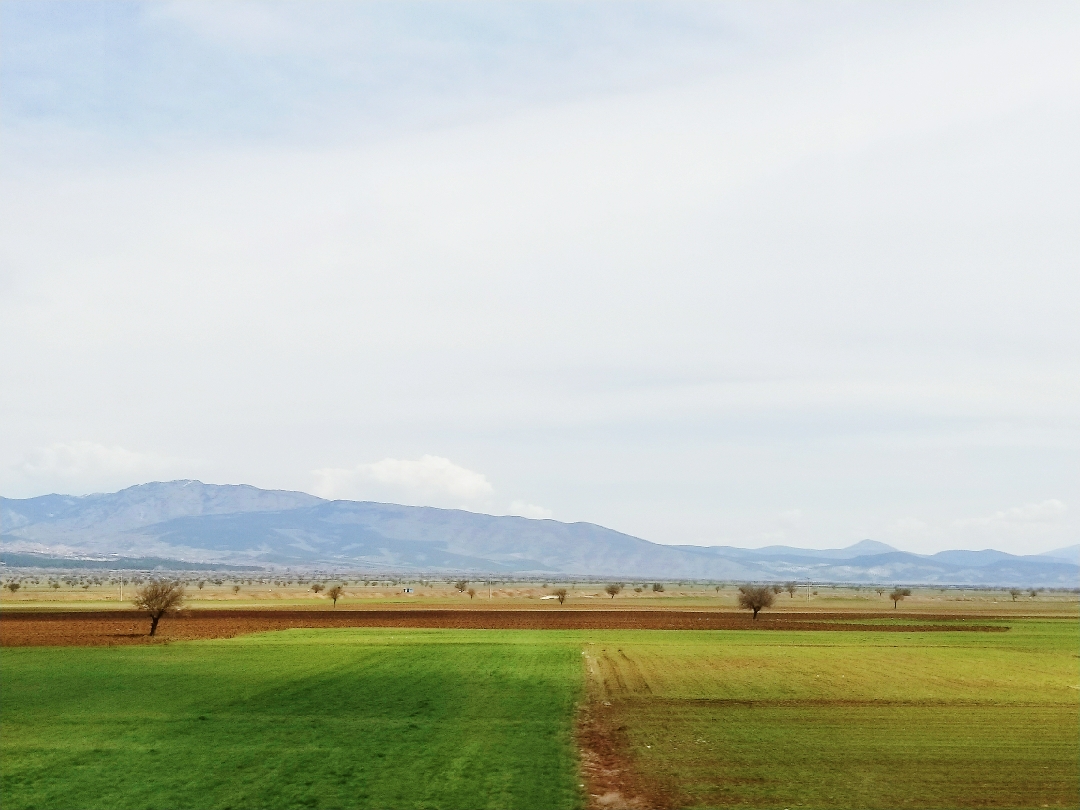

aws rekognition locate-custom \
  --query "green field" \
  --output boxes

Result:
[588,620,1079,808]
[0,630,584,810]
[2,620,1078,809]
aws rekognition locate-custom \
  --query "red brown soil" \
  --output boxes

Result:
[578,700,680,810]
[0,609,1007,646]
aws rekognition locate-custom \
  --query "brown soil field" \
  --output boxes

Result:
[0,609,1009,646]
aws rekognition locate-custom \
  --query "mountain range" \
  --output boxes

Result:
[1,481,1076,587]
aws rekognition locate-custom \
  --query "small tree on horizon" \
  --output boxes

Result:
[771,584,783,595]
[737,585,775,619]
[890,587,912,609]
[311,583,325,594]
[134,580,185,637]
[605,583,623,599]
[327,585,344,607]
[553,588,568,604]
[785,582,797,598]
[651,583,664,593]
[454,580,469,593]
[5,582,20,593]
[1009,588,1021,601]
[467,588,476,599]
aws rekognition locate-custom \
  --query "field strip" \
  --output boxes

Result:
[0,608,1020,646]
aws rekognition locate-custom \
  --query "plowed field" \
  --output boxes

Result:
[0,608,1005,645]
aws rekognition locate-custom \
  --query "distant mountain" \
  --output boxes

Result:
[2,481,1076,587]
[681,538,898,561]
[1039,544,1080,564]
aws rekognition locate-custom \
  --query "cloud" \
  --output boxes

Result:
[506,500,553,520]
[311,455,494,507]
[7,441,176,495]
[953,500,1068,528]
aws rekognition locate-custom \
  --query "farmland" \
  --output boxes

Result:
[0,630,584,810]
[1,603,1077,809]
[583,620,1079,808]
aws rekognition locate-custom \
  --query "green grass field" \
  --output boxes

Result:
[587,619,1079,808]
[2,620,1077,809]
[1,630,584,810]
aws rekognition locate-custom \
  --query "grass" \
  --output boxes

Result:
[0,629,584,810]
[586,619,1080,808]
[4,582,1077,617]
[3,619,1077,809]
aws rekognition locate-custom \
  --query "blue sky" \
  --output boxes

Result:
[2,1,1078,554]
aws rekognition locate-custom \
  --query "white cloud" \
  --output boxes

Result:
[311,455,494,507]
[506,500,553,520]
[953,500,1068,528]
[6,441,177,495]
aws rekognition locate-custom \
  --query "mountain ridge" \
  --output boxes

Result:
[1,481,1075,586]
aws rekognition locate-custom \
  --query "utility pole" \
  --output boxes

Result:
[119,571,123,601]
[806,579,811,604]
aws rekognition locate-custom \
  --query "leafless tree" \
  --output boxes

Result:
[311,583,324,594]
[467,588,476,599]
[553,588,568,604]
[785,582,797,598]
[327,585,344,607]
[455,580,469,593]
[771,584,783,595]
[737,585,775,619]
[605,583,623,599]
[876,587,885,596]
[232,585,241,594]
[1009,588,1021,601]
[651,583,664,592]
[134,580,185,636]
[890,587,912,608]
[197,580,206,590]
[1028,588,1038,599]
[5,582,20,593]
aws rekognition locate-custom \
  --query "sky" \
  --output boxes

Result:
[2,1,1078,555]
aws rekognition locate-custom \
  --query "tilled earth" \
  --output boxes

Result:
[0,609,1006,646]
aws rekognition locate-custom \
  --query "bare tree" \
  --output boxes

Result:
[134,580,185,636]
[1009,588,1021,601]
[311,583,324,594]
[771,584,783,595]
[197,580,206,590]
[553,588,568,604]
[890,587,912,609]
[454,580,469,593]
[737,585,775,619]
[876,587,886,596]
[785,582,797,598]
[5,582,20,593]
[232,585,241,594]
[605,583,623,599]
[327,585,344,607]
[651,583,664,593]
[467,588,476,599]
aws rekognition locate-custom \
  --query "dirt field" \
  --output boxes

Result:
[0,608,1010,646]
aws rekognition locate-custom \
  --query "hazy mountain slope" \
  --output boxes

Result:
[1039,544,1080,564]
[1,481,1076,585]
[135,501,761,578]
[0,481,322,543]
[675,539,898,560]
